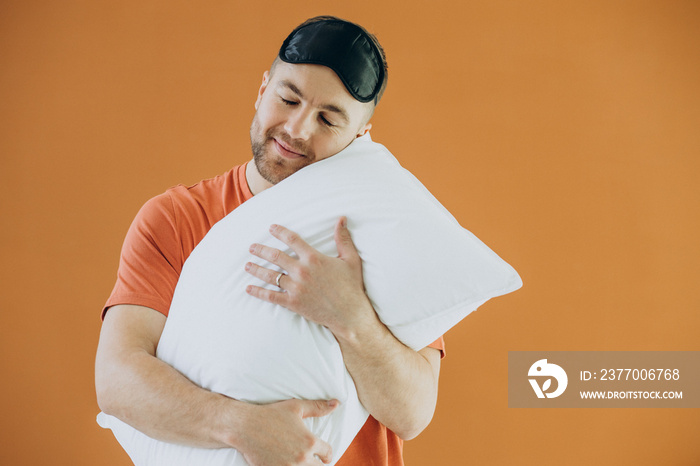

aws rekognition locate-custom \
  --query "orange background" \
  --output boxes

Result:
[1,1,699,465]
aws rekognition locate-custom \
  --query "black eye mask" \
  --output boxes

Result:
[278,19,384,104]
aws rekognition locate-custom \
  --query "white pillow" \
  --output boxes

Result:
[97,134,522,465]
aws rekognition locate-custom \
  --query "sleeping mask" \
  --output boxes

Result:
[278,19,385,104]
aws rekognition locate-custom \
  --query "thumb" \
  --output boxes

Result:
[300,399,339,419]
[334,216,359,261]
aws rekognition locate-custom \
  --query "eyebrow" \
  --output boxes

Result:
[278,80,350,124]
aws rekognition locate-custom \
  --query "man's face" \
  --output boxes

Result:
[250,61,373,186]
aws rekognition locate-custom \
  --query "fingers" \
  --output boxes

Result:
[245,283,287,305]
[269,224,315,257]
[299,399,339,419]
[248,242,295,270]
[299,400,337,464]
[334,216,360,264]
[314,441,334,464]
[245,262,287,289]
[248,224,312,270]
[253,220,357,266]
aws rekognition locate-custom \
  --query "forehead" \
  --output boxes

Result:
[270,62,370,118]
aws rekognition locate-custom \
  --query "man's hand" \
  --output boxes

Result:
[96,304,339,463]
[245,216,373,338]
[244,217,441,440]
[239,399,338,466]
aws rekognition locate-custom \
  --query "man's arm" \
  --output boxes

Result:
[245,218,441,440]
[333,317,441,441]
[95,304,337,465]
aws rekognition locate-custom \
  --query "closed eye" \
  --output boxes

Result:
[319,115,335,127]
[280,97,298,106]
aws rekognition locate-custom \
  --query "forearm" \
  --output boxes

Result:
[333,305,440,440]
[96,344,245,448]
[95,304,249,449]
[96,305,337,465]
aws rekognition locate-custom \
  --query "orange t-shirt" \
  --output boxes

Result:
[104,163,445,465]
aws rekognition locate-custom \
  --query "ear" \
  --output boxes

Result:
[254,71,270,111]
[356,122,372,138]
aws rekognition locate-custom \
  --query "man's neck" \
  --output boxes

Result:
[245,159,273,196]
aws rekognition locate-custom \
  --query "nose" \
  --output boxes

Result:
[284,107,314,141]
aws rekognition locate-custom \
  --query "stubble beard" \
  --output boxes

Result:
[250,116,313,186]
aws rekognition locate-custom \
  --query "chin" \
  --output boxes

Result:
[250,120,313,185]
[253,147,309,185]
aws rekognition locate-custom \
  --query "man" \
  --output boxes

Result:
[96,16,443,465]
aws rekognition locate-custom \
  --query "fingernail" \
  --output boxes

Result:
[249,244,256,253]
[244,262,251,271]
[341,217,347,228]
[328,400,338,407]
[270,224,278,231]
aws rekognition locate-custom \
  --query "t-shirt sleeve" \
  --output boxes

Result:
[102,192,183,319]
[427,336,446,358]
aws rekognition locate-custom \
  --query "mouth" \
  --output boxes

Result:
[273,138,306,159]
